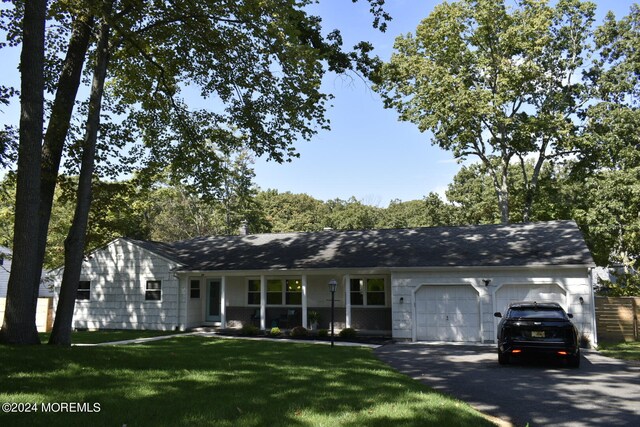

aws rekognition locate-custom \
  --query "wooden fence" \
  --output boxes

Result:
[595,296,639,342]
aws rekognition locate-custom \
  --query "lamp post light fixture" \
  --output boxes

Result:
[328,279,337,347]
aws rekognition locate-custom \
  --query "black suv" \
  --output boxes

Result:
[494,302,580,368]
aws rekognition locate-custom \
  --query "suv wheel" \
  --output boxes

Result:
[498,349,509,365]
[568,352,580,368]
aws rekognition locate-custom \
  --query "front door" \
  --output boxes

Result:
[206,279,221,322]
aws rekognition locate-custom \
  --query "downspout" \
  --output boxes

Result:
[345,274,351,328]
[220,276,226,328]
[174,271,181,331]
[302,274,308,328]
[589,267,598,348]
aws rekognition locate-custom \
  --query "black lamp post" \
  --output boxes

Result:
[328,279,337,347]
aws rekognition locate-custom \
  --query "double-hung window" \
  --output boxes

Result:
[285,279,302,305]
[145,280,162,301]
[76,281,90,301]
[350,278,386,306]
[247,279,261,305]
[247,278,302,305]
[266,279,282,304]
[190,279,200,299]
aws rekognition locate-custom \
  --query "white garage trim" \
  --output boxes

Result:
[412,284,482,342]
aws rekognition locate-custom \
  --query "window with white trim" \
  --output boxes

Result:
[190,279,200,299]
[76,281,90,301]
[247,279,261,305]
[266,279,282,304]
[285,279,302,305]
[248,278,302,305]
[145,280,162,301]
[350,278,386,306]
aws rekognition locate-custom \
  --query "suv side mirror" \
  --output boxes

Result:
[567,313,573,319]
[494,312,502,318]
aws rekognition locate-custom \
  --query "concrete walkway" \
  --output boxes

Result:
[75,331,381,348]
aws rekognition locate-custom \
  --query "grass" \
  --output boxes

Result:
[0,336,496,427]
[38,330,184,344]
[598,341,640,362]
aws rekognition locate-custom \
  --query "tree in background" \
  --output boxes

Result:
[378,194,456,229]
[256,190,329,233]
[324,197,382,230]
[375,0,596,224]
[445,164,501,225]
[142,150,262,241]
[575,4,640,270]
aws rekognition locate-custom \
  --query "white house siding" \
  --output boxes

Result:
[392,267,594,343]
[0,250,10,297]
[52,239,182,331]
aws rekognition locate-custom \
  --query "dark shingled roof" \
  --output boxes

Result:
[124,220,594,272]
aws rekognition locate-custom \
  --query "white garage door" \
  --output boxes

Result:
[495,284,567,315]
[415,285,480,342]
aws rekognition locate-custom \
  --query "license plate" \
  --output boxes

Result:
[532,331,545,338]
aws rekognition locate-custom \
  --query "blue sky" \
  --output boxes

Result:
[0,1,637,206]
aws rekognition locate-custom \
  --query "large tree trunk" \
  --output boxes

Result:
[485,158,511,225]
[497,166,510,224]
[34,13,94,295]
[49,7,111,346]
[522,153,546,223]
[0,0,47,345]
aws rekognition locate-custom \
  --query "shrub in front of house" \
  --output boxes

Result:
[317,329,329,337]
[240,324,260,336]
[339,328,357,339]
[270,327,282,337]
[289,326,308,337]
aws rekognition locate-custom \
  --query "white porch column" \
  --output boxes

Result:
[345,274,351,328]
[302,275,308,328]
[220,276,227,328]
[260,275,266,330]
[175,274,183,331]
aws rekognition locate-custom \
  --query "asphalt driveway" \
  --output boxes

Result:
[375,343,640,427]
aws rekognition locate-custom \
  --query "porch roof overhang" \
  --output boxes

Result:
[170,263,594,277]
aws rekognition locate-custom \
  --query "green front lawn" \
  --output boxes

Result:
[38,329,184,344]
[598,341,640,362]
[0,336,495,426]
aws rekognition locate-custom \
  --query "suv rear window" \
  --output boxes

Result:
[507,307,567,320]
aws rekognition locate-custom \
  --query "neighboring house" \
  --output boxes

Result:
[50,220,597,344]
[0,246,53,298]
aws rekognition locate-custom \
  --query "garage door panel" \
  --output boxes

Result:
[416,285,480,342]
[495,284,566,314]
